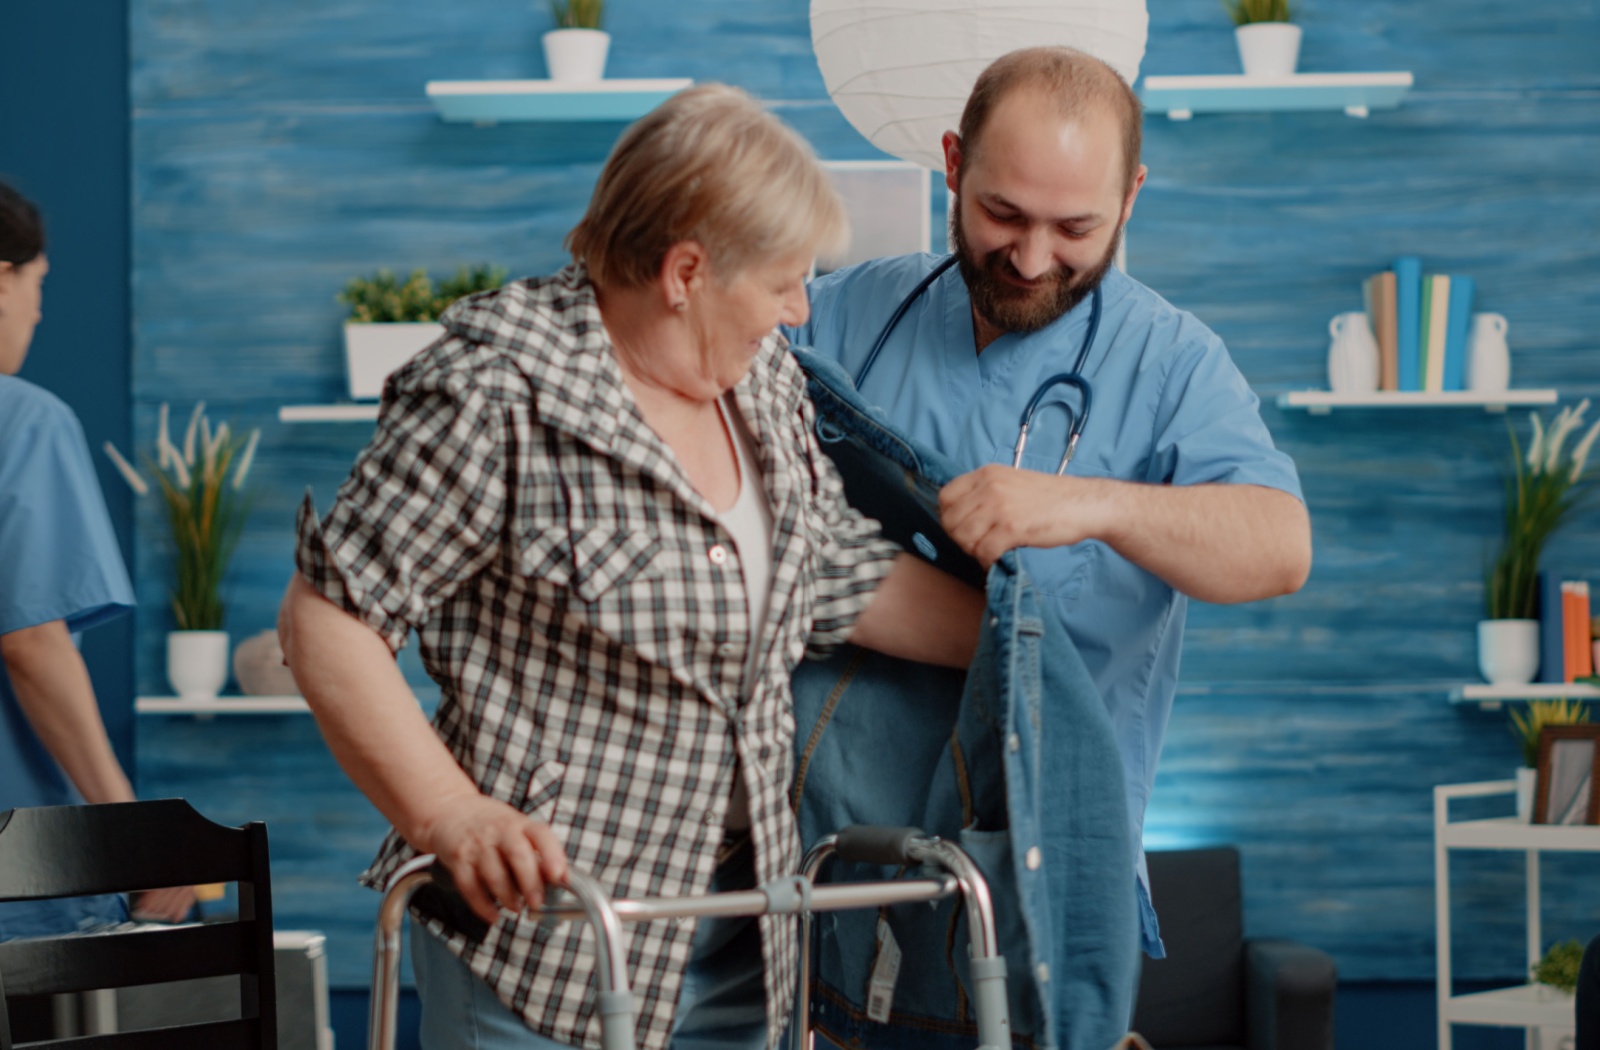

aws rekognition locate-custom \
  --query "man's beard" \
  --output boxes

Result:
[950,196,1121,336]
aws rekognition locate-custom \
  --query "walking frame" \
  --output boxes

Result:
[369,825,1012,1050]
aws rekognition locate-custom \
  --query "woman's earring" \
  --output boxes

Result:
[673,300,687,312]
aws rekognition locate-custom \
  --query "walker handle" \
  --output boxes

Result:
[832,825,927,867]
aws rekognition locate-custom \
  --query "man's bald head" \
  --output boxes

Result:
[957,47,1144,194]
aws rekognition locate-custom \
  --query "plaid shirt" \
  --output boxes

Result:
[294,264,898,1050]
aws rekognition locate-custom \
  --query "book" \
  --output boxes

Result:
[1563,582,1579,683]
[1423,275,1451,392]
[1580,582,1594,680]
[1540,570,1566,683]
[1394,256,1423,391]
[1442,274,1475,392]
[1371,271,1399,391]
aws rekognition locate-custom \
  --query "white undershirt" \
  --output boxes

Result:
[715,395,774,831]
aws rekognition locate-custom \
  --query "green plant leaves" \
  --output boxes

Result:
[338,264,507,323]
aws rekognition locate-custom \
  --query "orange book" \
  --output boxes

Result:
[1579,582,1594,679]
[1370,272,1399,391]
[1563,583,1578,683]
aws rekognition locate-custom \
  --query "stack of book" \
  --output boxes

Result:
[1539,572,1596,683]
[1360,257,1476,393]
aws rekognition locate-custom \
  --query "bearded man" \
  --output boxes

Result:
[785,46,1311,959]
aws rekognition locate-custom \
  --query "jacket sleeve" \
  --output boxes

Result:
[294,354,509,653]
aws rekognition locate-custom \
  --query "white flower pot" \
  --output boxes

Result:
[167,630,230,700]
[543,28,610,83]
[343,322,445,400]
[1477,619,1541,685]
[1516,766,1539,823]
[1235,23,1302,77]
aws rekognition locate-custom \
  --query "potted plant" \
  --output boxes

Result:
[103,403,260,700]
[1532,939,1584,996]
[1223,0,1300,77]
[339,264,505,400]
[1480,400,1600,684]
[544,0,608,82]
[1509,699,1589,821]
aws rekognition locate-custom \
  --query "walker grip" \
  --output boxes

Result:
[833,825,926,866]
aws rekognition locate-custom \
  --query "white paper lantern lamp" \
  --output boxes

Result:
[811,0,1150,170]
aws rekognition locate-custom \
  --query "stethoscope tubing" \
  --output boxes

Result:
[854,254,1100,477]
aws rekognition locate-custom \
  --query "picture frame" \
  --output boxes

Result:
[1532,725,1600,825]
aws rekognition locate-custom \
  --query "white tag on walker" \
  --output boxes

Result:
[866,917,902,1023]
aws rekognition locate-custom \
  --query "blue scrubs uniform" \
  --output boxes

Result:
[786,254,1304,953]
[0,375,134,939]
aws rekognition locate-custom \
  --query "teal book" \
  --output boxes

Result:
[1442,275,1476,391]
[1394,256,1423,391]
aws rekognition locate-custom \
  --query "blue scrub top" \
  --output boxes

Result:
[786,254,1303,953]
[0,375,135,938]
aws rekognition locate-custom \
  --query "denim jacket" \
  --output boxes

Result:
[789,349,1140,1050]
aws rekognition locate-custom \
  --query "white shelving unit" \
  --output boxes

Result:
[136,695,309,715]
[425,79,693,124]
[1278,389,1559,414]
[279,404,378,424]
[1434,780,1595,1049]
[1451,682,1600,711]
[1139,72,1414,121]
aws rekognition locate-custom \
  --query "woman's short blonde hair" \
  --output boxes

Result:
[566,84,848,290]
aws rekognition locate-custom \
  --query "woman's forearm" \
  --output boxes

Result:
[847,553,984,668]
[0,620,135,805]
[277,573,482,849]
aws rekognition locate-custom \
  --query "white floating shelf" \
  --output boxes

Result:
[1443,984,1576,1028]
[426,78,693,124]
[136,695,310,715]
[1139,72,1413,120]
[279,404,379,423]
[1450,682,1600,711]
[1438,815,1600,853]
[1278,389,1559,414]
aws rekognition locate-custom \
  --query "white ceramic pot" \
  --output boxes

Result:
[343,322,445,401]
[1516,766,1539,823]
[543,28,610,82]
[1327,312,1380,394]
[1467,313,1511,393]
[167,630,230,700]
[233,629,301,697]
[1235,23,1302,77]
[1477,619,1541,685]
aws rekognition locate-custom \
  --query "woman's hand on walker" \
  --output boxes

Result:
[416,793,570,925]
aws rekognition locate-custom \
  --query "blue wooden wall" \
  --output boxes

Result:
[129,0,1600,988]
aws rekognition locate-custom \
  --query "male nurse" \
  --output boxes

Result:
[785,47,1312,955]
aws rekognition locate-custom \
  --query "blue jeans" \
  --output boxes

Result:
[411,842,769,1050]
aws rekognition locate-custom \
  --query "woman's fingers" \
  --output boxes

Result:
[526,819,570,885]
[501,827,546,912]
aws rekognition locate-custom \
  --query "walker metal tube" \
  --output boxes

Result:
[792,836,838,1050]
[908,839,1010,1050]
[561,870,635,1050]
[368,854,437,1050]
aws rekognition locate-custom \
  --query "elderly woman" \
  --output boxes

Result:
[278,85,981,1050]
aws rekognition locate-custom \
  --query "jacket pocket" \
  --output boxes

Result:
[569,527,662,603]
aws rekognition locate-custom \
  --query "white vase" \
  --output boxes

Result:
[167,630,230,700]
[343,322,445,401]
[542,28,610,83]
[1516,766,1539,823]
[1235,23,1302,77]
[1467,313,1511,393]
[1327,312,1380,394]
[1477,619,1540,685]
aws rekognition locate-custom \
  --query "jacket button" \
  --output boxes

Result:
[1025,847,1042,871]
[1035,962,1050,984]
[1007,733,1020,753]
[709,545,728,565]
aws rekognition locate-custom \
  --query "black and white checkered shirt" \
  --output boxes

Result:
[294,264,898,1050]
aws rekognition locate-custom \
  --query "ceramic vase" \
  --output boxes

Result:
[1235,23,1301,77]
[1467,313,1511,393]
[543,28,610,82]
[1327,312,1380,394]
[1516,766,1539,823]
[1477,619,1540,685]
[167,630,230,700]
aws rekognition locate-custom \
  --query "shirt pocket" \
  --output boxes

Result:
[509,754,568,826]
[515,523,662,601]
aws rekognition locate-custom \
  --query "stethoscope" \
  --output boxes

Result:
[853,254,1101,476]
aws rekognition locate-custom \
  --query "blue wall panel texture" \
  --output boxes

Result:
[128,0,1600,991]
